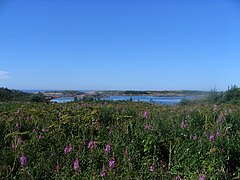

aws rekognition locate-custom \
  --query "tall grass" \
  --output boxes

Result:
[0,101,239,179]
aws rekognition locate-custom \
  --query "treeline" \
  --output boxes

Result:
[0,88,46,102]
[0,87,30,102]
[179,86,240,106]
[45,90,83,95]
[123,91,150,95]
[120,90,209,96]
[209,85,240,104]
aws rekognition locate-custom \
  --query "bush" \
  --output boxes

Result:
[29,93,46,102]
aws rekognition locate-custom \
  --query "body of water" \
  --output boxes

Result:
[50,97,75,103]
[50,95,198,105]
[102,95,197,105]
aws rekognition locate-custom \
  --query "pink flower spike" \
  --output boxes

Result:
[64,144,73,154]
[176,175,181,180]
[199,174,206,180]
[20,155,27,166]
[105,144,111,154]
[16,109,21,114]
[17,136,23,145]
[73,158,79,171]
[68,144,73,152]
[181,120,185,129]
[38,134,43,139]
[109,156,115,169]
[144,124,151,130]
[144,111,149,119]
[217,114,223,124]
[64,146,68,154]
[100,165,106,177]
[15,122,20,130]
[11,143,16,150]
[88,139,96,150]
[150,164,154,172]
[210,133,214,142]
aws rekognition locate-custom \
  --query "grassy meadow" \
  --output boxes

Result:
[0,101,240,179]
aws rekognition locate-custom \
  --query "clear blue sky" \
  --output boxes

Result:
[0,0,240,91]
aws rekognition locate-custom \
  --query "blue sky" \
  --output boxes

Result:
[0,0,240,91]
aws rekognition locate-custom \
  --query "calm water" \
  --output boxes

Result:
[50,95,198,105]
[50,97,75,103]
[102,95,197,105]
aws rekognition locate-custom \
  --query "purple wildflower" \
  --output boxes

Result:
[217,114,223,124]
[144,111,149,119]
[181,120,185,129]
[150,164,154,172]
[11,143,16,150]
[100,165,106,177]
[88,139,95,150]
[73,158,79,171]
[38,134,43,139]
[176,175,181,180]
[105,144,111,154]
[16,109,22,115]
[109,156,115,169]
[199,174,206,180]
[64,144,73,154]
[56,163,60,172]
[193,135,198,141]
[16,109,20,114]
[17,136,23,145]
[20,155,27,166]
[144,123,151,130]
[216,131,221,138]
[210,133,215,142]
[68,145,73,152]
[15,122,20,130]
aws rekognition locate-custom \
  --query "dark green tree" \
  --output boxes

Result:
[30,93,46,102]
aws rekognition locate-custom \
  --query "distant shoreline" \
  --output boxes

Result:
[20,89,209,101]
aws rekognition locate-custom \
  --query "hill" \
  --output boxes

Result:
[0,87,30,102]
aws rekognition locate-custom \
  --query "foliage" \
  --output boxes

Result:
[222,85,240,103]
[0,101,239,179]
[0,87,30,102]
[123,91,150,95]
[81,96,94,102]
[45,90,84,95]
[179,98,194,106]
[208,85,240,104]
[29,93,46,102]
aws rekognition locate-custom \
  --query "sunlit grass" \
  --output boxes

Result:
[0,101,239,179]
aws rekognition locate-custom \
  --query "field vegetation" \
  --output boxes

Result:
[0,99,240,179]
[0,86,240,179]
